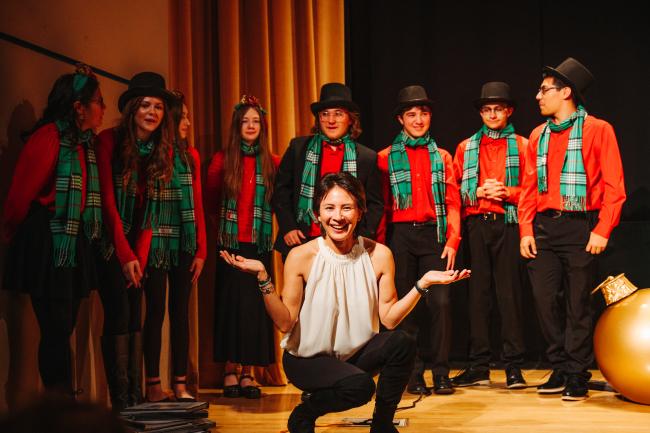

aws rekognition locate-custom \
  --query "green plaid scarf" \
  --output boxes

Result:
[388,131,447,243]
[296,133,358,225]
[537,105,587,211]
[217,142,273,253]
[104,140,196,269]
[461,124,520,223]
[50,120,102,267]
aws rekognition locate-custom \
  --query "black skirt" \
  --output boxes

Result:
[213,242,276,366]
[2,204,98,300]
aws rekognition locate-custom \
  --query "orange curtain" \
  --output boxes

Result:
[168,0,345,388]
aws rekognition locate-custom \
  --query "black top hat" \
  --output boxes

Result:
[393,85,434,117]
[474,81,516,109]
[118,72,174,112]
[543,57,594,105]
[310,83,360,115]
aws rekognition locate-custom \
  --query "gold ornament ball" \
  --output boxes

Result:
[594,288,650,405]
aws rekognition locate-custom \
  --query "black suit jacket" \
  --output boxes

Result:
[272,135,384,256]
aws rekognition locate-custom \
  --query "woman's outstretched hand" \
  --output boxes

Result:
[419,269,471,288]
[219,250,266,276]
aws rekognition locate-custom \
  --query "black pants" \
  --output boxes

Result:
[526,212,597,377]
[30,296,81,393]
[143,252,194,377]
[388,222,450,375]
[465,215,526,370]
[283,331,415,414]
[97,254,143,336]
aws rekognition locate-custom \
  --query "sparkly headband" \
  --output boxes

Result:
[234,95,267,114]
[72,63,96,98]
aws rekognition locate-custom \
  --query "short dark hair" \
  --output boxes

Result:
[543,74,578,105]
[314,172,367,215]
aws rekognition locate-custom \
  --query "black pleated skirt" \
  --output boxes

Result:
[2,204,98,300]
[213,242,276,366]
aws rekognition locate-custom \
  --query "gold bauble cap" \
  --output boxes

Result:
[591,274,638,306]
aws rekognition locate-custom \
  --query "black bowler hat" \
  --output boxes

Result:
[393,85,434,117]
[474,81,516,109]
[543,57,594,105]
[118,72,175,112]
[310,83,360,115]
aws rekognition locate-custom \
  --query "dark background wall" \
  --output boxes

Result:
[346,0,650,365]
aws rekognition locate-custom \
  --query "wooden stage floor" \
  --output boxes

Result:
[198,370,650,433]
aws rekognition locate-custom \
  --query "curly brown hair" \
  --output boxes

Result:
[115,96,176,189]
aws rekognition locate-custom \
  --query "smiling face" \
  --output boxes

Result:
[318,107,352,141]
[241,107,261,144]
[398,106,431,138]
[317,185,362,244]
[134,96,165,140]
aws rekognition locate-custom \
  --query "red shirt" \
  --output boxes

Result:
[206,151,280,243]
[518,115,626,239]
[453,134,527,218]
[97,128,207,268]
[377,144,462,250]
[3,123,88,240]
[308,141,346,236]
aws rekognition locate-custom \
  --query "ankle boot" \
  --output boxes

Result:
[101,334,130,411]
[128,331,143,406]
[370,402,399,433]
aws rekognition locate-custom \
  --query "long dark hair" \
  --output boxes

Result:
[24,67,99,141]
[223,102,275,201]
[115,96,176,188]
[168,90,193,170]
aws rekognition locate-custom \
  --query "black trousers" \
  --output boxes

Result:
[283,331,415,413]
[526,212,597,377]
[143,252,194,377]
[465,215,526,370]
[388,222,450,375]
[97,254,143,336]
[30,296,81,393]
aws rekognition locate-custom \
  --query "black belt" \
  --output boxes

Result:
[468,212,504,221]
[538,209,594,219]
[392,221,437,227]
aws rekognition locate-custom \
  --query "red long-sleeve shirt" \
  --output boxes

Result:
[308,142,346,236]
[96,128,207,268]
[3,123,88,240]
[205,151,280,243]
[518,115,626,239]
[377,145,462,250]
[453,134,527,218]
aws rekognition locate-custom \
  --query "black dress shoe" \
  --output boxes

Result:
[407,373,431,395]
[433,374,455,395]
[537,369,566,394]
[451,368,490,387]
[562,374,588,401]
[505,367,527,389]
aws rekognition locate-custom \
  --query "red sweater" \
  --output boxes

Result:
[377,144,462,250]
[205,151,280,243]
[3,123,88,240]
[96,128,207,268]
[518,115,626,239]
[453,134,527,218]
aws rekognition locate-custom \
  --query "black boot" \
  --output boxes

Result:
[370,402,399,433]
[101,334,130,411]
[128,331,143,407]
[288,373,376,433]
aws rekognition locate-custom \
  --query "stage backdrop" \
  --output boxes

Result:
[346,0,650,364]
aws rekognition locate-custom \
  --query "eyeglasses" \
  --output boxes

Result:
[479,106,507,115]
[537,86,562,96]
[318,110,348,121]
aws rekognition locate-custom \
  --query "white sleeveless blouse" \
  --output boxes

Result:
[281,236,379,361]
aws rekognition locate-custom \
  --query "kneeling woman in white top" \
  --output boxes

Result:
[220,172,469,433]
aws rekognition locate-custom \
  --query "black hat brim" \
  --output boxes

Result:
[542,66,586,105]
[393,99,434,117]
[310,100,360,116]
[118,87,176,112]
[473,97,517,110]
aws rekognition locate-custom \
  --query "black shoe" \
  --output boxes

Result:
[451,368,490,387]
[433,374,455,395]
[562,375,588,401]
[240,374,262,399]
[505,368,527,389]
[222,372,241,398]
[287,403,317,433]
[406,373,431,395]
[537,369,566,394]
